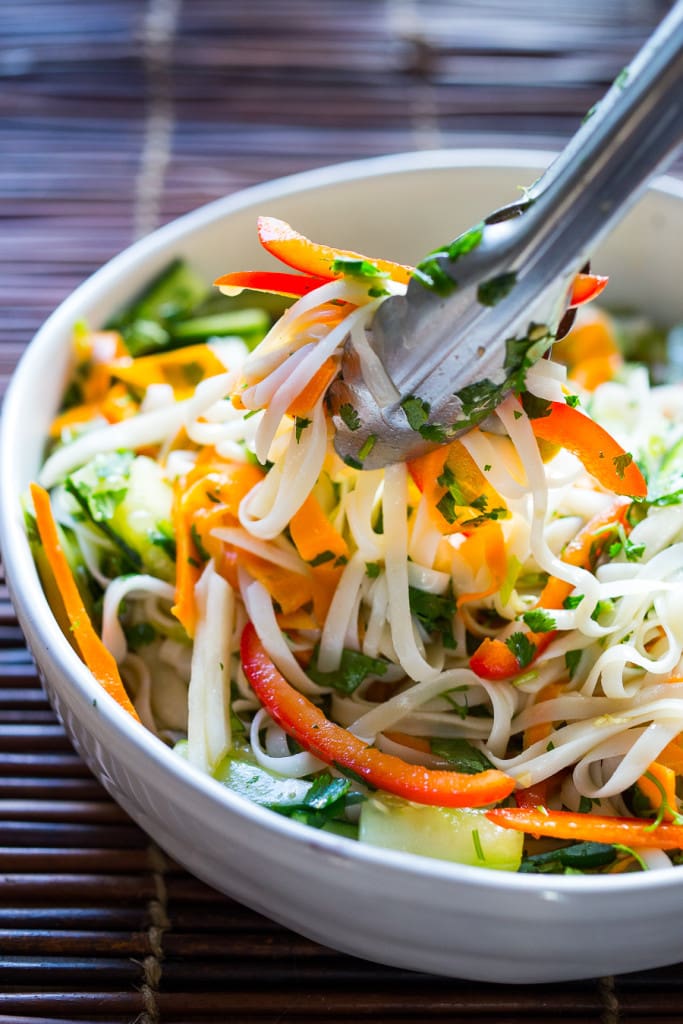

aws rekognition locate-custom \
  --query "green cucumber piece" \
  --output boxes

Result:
[359,796,523,870]
[108,456,175,581]
[214,756,312,808]
[169,308,270,342]
[108,258,209,329]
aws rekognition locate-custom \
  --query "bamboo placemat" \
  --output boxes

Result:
[1,1,682,1020]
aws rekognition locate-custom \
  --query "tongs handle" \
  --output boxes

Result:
[330,2,683,470]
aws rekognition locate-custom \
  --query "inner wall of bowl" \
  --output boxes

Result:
[5,151,683,539]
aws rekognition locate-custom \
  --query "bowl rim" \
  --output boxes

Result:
[3,146,683,897]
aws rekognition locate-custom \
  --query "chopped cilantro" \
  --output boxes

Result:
[401,394,430,430]
[412,256,458,297]
[331,256,388,279]
[565,394,580,408]
[295,416,311,442]
[447,222,484,261]
[182,361,205,386]
[368,285,389,298]
[505,632,536,668]
[430,737,493,774]
[565,649,582,680]
[477,271,517,307]
[409,586,457,648]
[563,594,584,610]
[307,648,389,694]
[358,434,377,461]
[150,521,177,561]
[66,451,134,522]
[309,550,335,567]
[190,523,211,562]
[125,622,156,650]
[520,392,552,419]
[612,452,633,479]
[521,609,556,632]
[339,403,361,431]
[365,562,381,578]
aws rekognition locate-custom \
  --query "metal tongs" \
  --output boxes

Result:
[329,1,683,469]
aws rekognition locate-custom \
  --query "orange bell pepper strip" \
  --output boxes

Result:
[240,623,515,807]
[470,499,631,681]
[214,270,327,298]
[528,402,647,498]
[568,273,609,307]
[486,806,683,849]
[637,761,679,822]
[256,216,413,286]
[30,484,140,722]
[108,344,227,399]
[407,436,508,536]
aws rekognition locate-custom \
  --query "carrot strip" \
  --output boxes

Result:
[29,484,140,722]
[286,357,338,417]
[241,623,515,807]
[486,806,683,850]
[256,216,413,285]
[289,493,349,565]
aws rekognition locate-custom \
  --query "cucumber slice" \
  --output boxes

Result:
[108,456,175,581]
[108,258,209,329]
[359,796,523,871]
[214,755,312,808]
[169,308,270,342]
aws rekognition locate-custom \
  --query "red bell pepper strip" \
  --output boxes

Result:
[469,499,631,681]
[240,623,515,808]
[529,402,647,498]
[486,806,683,850]
[568,273,609,307]
[256,216,413,286]
[214,270,327,298]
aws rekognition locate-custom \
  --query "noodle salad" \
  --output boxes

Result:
[26,216,683,874]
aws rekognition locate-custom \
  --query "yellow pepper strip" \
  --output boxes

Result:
[108,344,226,400]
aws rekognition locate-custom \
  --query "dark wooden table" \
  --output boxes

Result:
[1,1,681,1020]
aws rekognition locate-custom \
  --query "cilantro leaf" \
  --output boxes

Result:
[307,648,389,694]
[409,586,457,648]
[400,395,430,431]
[477,271,517,307]
[565,649,582,679]
[66,451,134,522]
[430,737,493,774]
[505,632,536,668]
[521,609,556,633]
[612,452,633,479]
[563,594,584,610]
[339,403,361,431]
[295,416,311,442]
[331,256,388,280]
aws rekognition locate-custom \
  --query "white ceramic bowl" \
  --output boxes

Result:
[3,150,683,984]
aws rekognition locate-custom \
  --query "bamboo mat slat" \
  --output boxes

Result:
[1,0,683,1021]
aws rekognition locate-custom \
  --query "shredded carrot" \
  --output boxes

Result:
[30,483,140,722]
[286,357,338,417]
[238,551,314,615]
[289,493,349,565]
